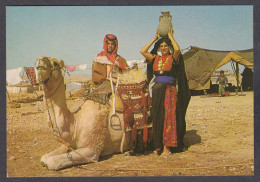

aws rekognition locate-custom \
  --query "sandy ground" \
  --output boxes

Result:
[6,91,254,177]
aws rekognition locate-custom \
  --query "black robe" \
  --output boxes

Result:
[147,54,191,149]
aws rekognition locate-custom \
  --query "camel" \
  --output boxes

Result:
[36,56,136,170]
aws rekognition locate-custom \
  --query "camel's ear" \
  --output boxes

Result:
[60,59,65,68]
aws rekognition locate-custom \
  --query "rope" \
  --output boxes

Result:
[43,85,62,140]
[39,67,105,164]
[37,62,125,168]
[41,77,127,168]
[43,83,99,162]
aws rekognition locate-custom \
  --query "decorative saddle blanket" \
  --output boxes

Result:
[84,79,152,148]
[117,80,151,145]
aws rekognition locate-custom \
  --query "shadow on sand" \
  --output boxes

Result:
[184,129,201,148]
[99,129,202,160]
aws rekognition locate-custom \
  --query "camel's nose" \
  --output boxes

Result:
[35,57,51,83]
[36,59,47,70]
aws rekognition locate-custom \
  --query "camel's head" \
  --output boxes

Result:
[35,56,65,84]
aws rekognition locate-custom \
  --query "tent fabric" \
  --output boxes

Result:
[25,67,37,85]
[6,67,24,85]
[216,51,253,70]
[183,46,253,90]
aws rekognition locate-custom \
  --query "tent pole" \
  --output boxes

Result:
[32,85,40,98]
[17,69,25,101]
[236,62,240,92]
[6,89,12,102]
[18,84,22,100]
[231,60,238,95]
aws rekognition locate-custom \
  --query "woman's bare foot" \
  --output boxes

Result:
[160,146,171,158]
[153,148,161,155]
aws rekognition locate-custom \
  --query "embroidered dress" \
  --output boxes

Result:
[153,54,174,73]
[163,86,178,147]
[147,49,191,151]
[151,55,179,149]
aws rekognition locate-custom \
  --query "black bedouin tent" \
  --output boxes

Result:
[183,46,253,90]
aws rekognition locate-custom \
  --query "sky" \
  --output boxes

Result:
[6,6,253,74]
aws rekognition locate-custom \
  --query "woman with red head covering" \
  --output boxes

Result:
[92,34,129,84]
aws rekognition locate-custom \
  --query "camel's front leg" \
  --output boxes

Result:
[44,147,100,170]
[41,144,68,167]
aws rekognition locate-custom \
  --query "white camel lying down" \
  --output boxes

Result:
[36,56,136,170]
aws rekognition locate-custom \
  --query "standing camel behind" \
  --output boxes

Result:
[36,56,132,170]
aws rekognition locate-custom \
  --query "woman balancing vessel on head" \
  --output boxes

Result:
[140,27,191,158]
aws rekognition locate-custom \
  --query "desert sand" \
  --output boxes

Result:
[6,90,254,176]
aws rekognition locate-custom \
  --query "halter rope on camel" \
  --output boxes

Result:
[39,66,101,164]
[43,84,103,164]
[38,59,134,170]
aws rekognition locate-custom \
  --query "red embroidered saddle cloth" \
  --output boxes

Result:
[25,67,37,85]
[117,81,151,144]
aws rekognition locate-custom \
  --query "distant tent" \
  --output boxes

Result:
[6,67,41,102]
[183,46,253,90]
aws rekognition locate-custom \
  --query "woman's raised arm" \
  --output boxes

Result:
[140,30,159,62]
[168,27,180,63]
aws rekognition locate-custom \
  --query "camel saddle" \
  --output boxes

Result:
[85,80,124,111]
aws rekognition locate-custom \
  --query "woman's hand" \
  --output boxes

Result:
[168,26,174,40]
[168,26,180,63]
[153,29,160,41]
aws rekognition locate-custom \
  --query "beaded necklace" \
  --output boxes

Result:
[158,55,170,74]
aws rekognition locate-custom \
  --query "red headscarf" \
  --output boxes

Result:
[97,34,118,64]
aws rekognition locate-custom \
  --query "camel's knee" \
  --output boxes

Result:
[41,160,46,167]
[41,153,57,169]
[69,148,100,163]
[45,155,65,171]
[41,145,68,168]
[42,147,101,170]
[40,154,49,166]
[87,153,99,162]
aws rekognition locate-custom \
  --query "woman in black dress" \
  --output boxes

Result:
[140,28,191,158]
